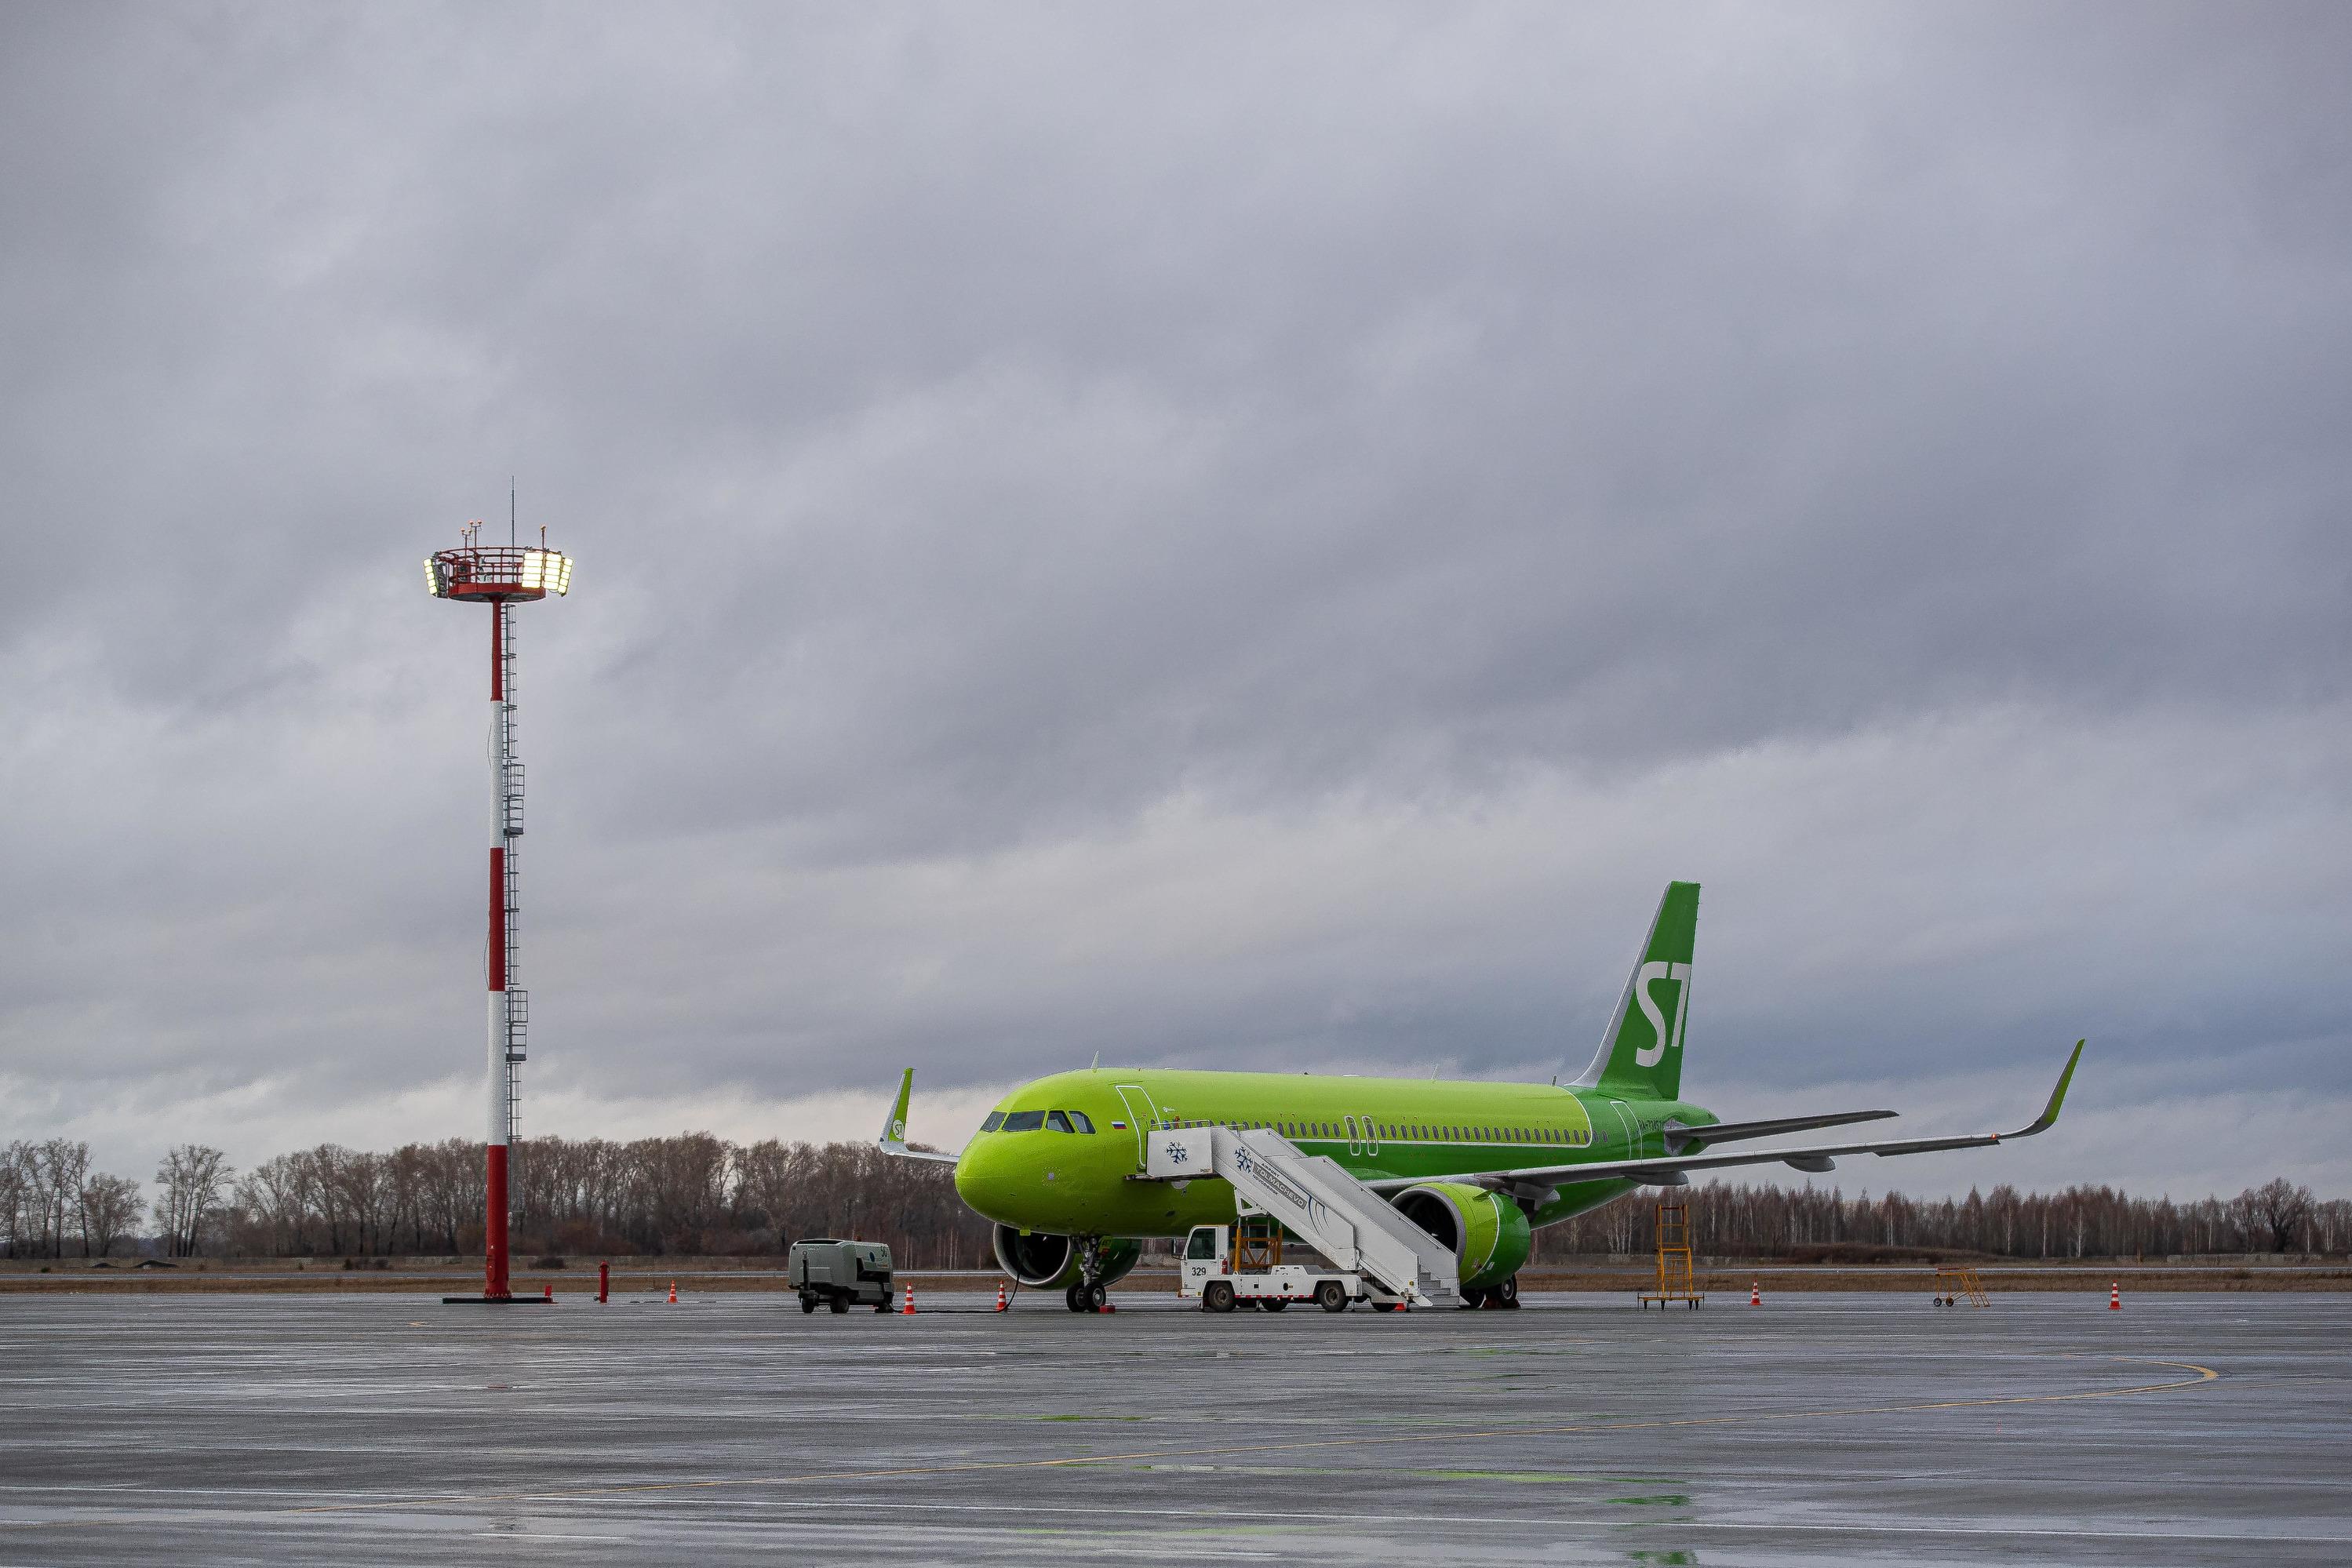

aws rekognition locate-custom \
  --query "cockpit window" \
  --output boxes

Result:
[1067,1111,1095,1134]
[999,1111,1046,1132]
[1045,1111,1073,1133]
[980,1111,1005,1132]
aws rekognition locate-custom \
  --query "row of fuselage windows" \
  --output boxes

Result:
[1156,1117,1592,1148]
[981,1108,1591,1147]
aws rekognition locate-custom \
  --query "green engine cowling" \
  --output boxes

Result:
[991,1227,1142,1290]
[1393,1182,1531,1290]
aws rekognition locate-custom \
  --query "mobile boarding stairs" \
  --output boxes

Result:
[1140,1126,1459,1308]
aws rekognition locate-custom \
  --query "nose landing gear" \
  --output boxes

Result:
[1065,1236,1112,1313]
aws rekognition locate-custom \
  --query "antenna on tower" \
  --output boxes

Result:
[510,477,516,546]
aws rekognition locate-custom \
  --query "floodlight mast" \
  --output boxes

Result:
[425,525,572,1306]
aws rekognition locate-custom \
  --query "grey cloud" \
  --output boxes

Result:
[2,4,2347,1191]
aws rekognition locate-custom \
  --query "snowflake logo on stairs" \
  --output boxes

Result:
[1163,1142,1189,1166]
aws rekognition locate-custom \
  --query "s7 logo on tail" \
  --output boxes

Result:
[1633,961,1691,1068]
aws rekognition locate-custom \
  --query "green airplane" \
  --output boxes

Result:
[880,881,2082,1312]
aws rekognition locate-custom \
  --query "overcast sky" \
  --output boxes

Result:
[3,3,2347,1202]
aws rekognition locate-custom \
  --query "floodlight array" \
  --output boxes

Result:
[423,544,574,599]
[519,548,573,595]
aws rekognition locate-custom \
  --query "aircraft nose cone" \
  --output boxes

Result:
[954,1139,1014,1222]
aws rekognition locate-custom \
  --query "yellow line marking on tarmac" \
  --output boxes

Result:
[279,1356,2219,1516]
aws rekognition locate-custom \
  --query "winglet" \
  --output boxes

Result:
[876,1068,962,1164]
[2002,1040,2084,1140]
[879,1068,914,1149]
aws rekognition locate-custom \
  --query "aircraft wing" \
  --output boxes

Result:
[877,1068,961,1165]
[1662,1108,1895,1151]
[1367,1041,2083,1197]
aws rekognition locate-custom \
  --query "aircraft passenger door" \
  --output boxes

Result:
[1608,1100,1641,1161]
[1360,1111,1380,1159]
[1112,1085,1163,1171]
[1345,1115,1360,1155]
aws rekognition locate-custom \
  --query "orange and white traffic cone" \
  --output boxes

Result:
[1749,1281,1761,1307]
[2109,1282,2121,1311]
[901,1282,916,1315]
[995,1282,1007,1312]
[667,1280,678,1304]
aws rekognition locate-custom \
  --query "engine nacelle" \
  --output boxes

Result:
[991,1226,1141,1290]
[1393,1182,1532,1290]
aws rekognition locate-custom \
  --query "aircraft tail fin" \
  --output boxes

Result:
[1574,881,1700,1101]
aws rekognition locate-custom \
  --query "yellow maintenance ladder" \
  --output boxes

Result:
[1639,1200,1705,1309]
[1933,1264,1990,1307]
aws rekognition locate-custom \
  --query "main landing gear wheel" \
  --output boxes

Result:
[1316,1280,1349,1313]
[1491,1275,1521,1309]
[1084,1282,1109,1312]
[1203,1279,1236,1313]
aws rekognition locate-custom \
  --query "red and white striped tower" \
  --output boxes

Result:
[426,519,572,1305]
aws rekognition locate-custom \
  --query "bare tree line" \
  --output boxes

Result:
[5,1133,2341,1264]
[226,1135,996,1268]
[1535,1176,2345,1261]
[1,1140,227,1260]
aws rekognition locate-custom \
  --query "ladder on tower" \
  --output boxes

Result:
[1640,1199,1705,1309]
[1141,1126,1458,1306]
[500,828,526,1075]
[497,611,526,1144]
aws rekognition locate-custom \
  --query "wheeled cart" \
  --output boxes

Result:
[788,1239,894,1314]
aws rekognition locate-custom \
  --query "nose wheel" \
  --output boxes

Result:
[1067,1237,1111,1312]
